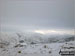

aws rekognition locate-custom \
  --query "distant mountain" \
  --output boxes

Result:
[0,32,75,45]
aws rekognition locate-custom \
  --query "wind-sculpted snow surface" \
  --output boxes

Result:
[0,32,75,45]
[0,41,75,56]
[0,32,75,56]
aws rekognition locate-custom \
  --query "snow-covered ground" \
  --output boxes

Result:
[0,43,62,56]
[0,41,75,56]
[0,32,75,56]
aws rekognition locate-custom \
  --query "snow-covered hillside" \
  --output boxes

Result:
[0,41,75,56]
[0,32,75,56]
[0,32,75,44]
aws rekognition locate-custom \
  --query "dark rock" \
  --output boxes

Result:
[30,42,36,44]
[19,40,24,43]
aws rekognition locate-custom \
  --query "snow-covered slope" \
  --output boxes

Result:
[0,32,75,45]
[0,41,75,56]
[0,32,75,56]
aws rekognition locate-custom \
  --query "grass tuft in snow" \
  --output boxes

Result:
[18,51,21,53]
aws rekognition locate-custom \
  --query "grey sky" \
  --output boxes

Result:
[0,0,75,32]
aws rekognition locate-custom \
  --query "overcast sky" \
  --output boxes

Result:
[0,0,75,33]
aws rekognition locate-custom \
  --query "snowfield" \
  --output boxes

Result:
[0,43,63,56]
[0,32,75,56]
[0,42,75,56]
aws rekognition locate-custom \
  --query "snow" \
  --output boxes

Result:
[0,42,70,56]
[0,32,75,56]
[0,41,75,56]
